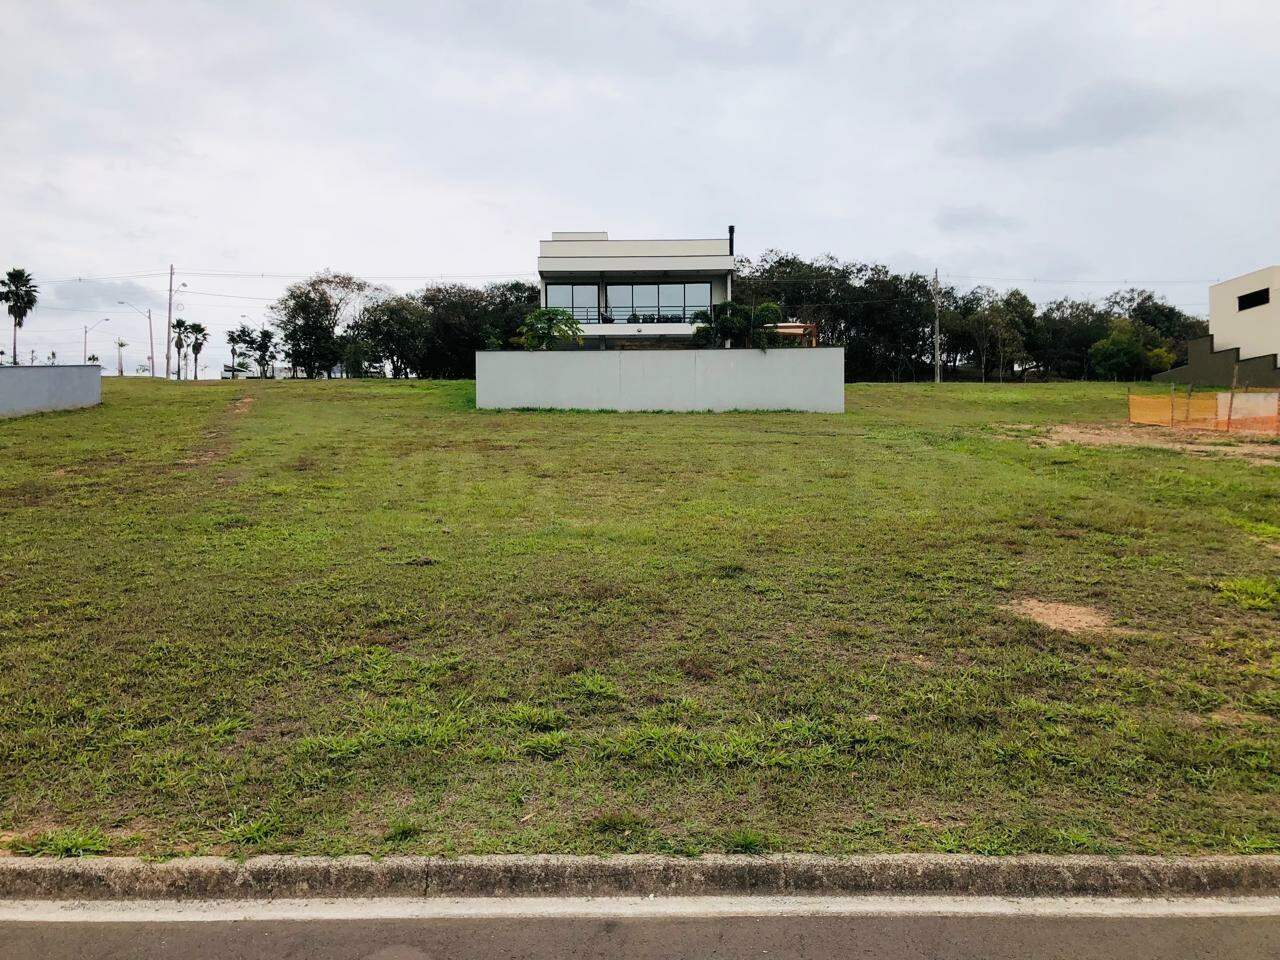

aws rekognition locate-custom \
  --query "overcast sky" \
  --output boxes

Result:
[4,0,1278,374]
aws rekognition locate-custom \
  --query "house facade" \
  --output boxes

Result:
[1156,265,1280,387]
[538,228,736,345]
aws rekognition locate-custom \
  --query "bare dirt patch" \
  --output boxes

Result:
[178,395,255,466]
[1005,598,1111,634]
[1031,423,1280,465]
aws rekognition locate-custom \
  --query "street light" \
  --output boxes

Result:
[83,317,110,364]
[117,300,156,376]
[165,280,187,380]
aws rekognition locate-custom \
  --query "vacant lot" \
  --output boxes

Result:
[1,379,1276,857]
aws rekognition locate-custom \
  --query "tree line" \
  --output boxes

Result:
[257,272,539,379]
[260,256,1207,382]
[734,252,1207,382]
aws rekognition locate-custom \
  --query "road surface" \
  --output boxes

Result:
[2,894,1277,959]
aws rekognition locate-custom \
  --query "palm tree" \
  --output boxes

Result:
[0,268,39,365]
[188,322,209,380]
[171,318,190,380]
[115,339,127,377]
[87,353,100,364]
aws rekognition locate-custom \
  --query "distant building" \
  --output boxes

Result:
[1156,266,1280,387]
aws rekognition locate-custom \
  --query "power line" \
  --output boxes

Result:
[39,271,171,285]
[178,269,538,281]
[939,273,1216,285]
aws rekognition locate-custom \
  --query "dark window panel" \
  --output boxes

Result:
[1238,288,1271,311]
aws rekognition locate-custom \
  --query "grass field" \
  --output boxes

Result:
[1,378,1277,858]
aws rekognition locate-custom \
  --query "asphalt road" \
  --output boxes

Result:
[3,896,1278,960]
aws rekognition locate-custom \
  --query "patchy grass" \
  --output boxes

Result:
[10,828,110,858]
[1218,577,1280,611]
[0,378,1277,857]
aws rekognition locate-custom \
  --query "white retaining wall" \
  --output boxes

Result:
[0,366,102,418]
[476,348,845,412]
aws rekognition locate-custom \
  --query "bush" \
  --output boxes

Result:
[517,308,582,350]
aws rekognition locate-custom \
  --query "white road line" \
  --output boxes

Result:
[1,895,1279,923]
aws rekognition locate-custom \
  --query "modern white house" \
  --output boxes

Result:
[1207,266,1279,363]
[475,226,845,412]
[537,228,736,345]
[1157,266,1280,387]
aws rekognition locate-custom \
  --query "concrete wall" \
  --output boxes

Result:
[476,348,845,412]
[0,366,102,418]
[1154,335,1280,388]
[1209,265,1280,361]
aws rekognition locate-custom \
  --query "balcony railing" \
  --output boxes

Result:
[567,309,710,324]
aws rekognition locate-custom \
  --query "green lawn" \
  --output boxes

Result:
[1,379,1277,858]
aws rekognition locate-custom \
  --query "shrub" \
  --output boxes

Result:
[517,308,582,350]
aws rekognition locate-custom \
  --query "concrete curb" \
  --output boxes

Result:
[1,854,1279,901]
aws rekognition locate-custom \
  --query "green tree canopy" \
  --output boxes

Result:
[517,308,582,351]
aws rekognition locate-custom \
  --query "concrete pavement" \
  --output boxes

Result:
[3,895,1278,960]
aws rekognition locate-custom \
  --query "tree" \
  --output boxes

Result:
[1,268,39,366]
[1024,298,1111,379]
[270,271,372,378]
[87,353,99,364]
[361,294,432,377]
[114,338,127,377]
[996,290,1035,380]
[171,318,190,380]
[251,328,279,378]
[690,300,782,350]
[735,253,935,380]
[226,324,256,379]
[517,308,582,350]
[952,287,999,381]
[1090,317,1175,380]
[1105,289,1207,365]
[480,280,541,350]
[187,322,209,379]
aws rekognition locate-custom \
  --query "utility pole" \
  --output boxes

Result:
[931,269,942,383]
[165,264,174,380]
[147,308,155,377]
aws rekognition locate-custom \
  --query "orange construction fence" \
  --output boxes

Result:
[1129,389,1280,434]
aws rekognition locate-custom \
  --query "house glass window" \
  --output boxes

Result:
[659,284,685,321]
[606,285,632,319]
[632,284,658,321]
[547,285,572,310]
[685,282,711,317]
[602,282,714,321]
[546,284,599,321]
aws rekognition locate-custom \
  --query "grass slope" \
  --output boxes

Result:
[1,379,1277,857]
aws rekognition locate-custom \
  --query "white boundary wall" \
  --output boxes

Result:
[0,366,102,418]
[476,349,845,412]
